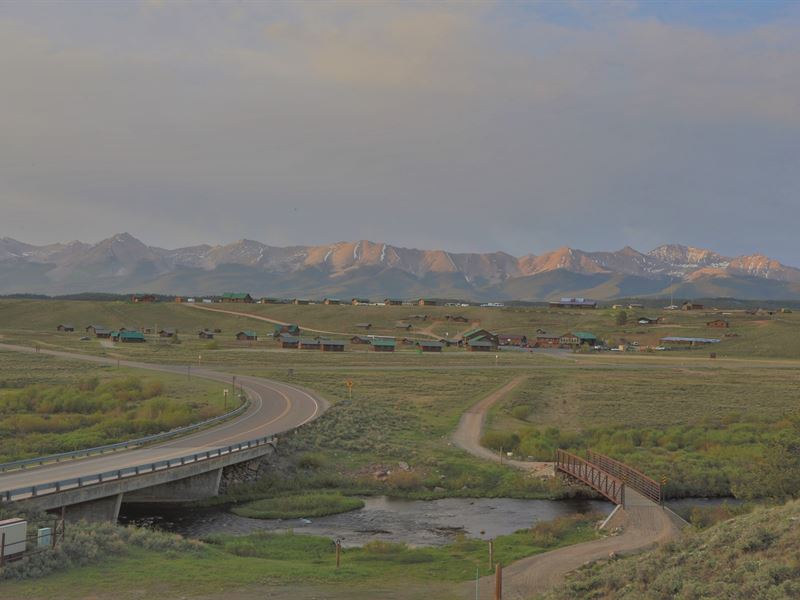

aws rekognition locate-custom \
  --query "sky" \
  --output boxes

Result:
[1,0,799,263]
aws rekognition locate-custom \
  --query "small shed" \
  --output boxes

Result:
[350,335,372,345]
[299,338,321,350]
[446,315,469,323]
[351,298,371,305]
[354,323,372,330]
[293,299,311,305]
[395,323,413,330]
[235,330,258,341]
[323,298,341,305]
[274,324,300,336]
[221,293,254,303]
[418,299,437,306]
[384,298,403,306]
[56,324,75,332]
[131,294,157,303]
[198,330,215,339]
[158,328,177,338]
[681,302,704,311]
[372,338,396,352]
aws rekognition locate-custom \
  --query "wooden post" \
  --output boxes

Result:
[488,539,494,569]
[335,540,341,568]
[494,563,502,600]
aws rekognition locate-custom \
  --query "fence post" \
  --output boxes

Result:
[494,563,502,600]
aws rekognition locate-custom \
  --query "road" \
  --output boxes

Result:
[0,343,327,495]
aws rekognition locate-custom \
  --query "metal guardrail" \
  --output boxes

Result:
[555,449,625,505]
[587,450,662,505]
[1,435,276,503]
[0,399,250,473]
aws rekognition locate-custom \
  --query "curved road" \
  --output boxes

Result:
[0,343,327,495]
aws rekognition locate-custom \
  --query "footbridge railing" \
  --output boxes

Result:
[586,450,662,505]
[555,449,625,505]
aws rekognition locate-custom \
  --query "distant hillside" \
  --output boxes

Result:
[542,500,800,600]
[1,233,800,300]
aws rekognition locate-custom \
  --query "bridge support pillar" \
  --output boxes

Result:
[62,492,123,523]
[122,468,223,503]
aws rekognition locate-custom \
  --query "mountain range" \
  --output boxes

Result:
[1,233,799,300]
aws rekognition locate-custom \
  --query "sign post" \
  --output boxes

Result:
[346,380,353,400]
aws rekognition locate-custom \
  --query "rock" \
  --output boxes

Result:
[398,461,410,471]
[434,486,446,493]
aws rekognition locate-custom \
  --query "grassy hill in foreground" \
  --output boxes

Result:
[542,500,800,600]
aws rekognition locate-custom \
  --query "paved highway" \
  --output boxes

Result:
[0,343,327,495]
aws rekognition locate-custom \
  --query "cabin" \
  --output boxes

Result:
[372,338,396,352]
[637,317,661,325]
[274,324,300,336]
[384,298,403,306]
[354,323,372,330]
[299,338,321,350]
[445,315,469,323]
[112,331,146,343]
[417,340,444,353]
[351,298,370,305]
[682,302,704,311]
[279,335,299,349]
[468,339,495,352]
[417,299,437,306]
[560,332,598,347]
[259,297,280,304]
[497,334,528,347]
[396,323,413,330]
[707,319,730,328]
[461,328,499,346]
[94,328,112,339]
[85,324,104,334]
[534,333,561,348]
[198,330,215,339]
[235,330,258,341]
[221,293,254,304]
[56,324,75,332]
[323,298,341,305]
[350,335,372,345]
[660,336,721,347]
[158,328,177,338]
[549,297,597,309]
[293,299,311,305]
[321,340,346,352]
[131,294,157,303]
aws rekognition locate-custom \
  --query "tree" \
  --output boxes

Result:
[615,310,628,326]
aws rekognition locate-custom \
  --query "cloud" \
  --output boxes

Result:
[0,2,798,264]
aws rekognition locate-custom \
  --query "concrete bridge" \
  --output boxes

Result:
[0,344,327,522]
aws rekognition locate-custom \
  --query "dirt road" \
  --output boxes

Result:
[451,376,553,476]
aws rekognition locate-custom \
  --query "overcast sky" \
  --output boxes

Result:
[1,1,799,263]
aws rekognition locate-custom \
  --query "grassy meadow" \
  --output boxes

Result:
[0,350,228,462]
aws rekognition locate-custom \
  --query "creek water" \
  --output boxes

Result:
[120,496,613,547]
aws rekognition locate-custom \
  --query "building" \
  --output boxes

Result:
[131,294,157,303]
[354,323,372,330]
[417,299,437,306]
[221,293,254,303]
[560,332,598,347]
[417,340,443,353]
[682,302,704,311]
[321,340,346,352]
[351,298,370,305]
[637,317,661,325]
[372,338,396,352]
[628,303,644,309]
[497,334,528,347]
[112,331,146,343]
[396,323,413,330]
[468,339,495,352]
[323,298,341,305]
[56,324,75,332]
[293,299,311,305]
[158,328,177,338]
[279,335,299,349]
[548,298,597,309]
[461,328,499,346]
[660,336,721,347]
[384,298,403,306]
[299,338,321,350]
[198,330,215,339]
[274,324,300,336]
[707,319,730,328]
[534,333,561,348]
[350,335,372,345]
[235,330,258,341]
[408,314,429,321]
[445,315,469,323]
[259,297,280,304]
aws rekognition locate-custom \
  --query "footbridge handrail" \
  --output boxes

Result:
[0,434,276,503]
[0,399,250,473]
[586,450,662,505]
[555,449,625,505]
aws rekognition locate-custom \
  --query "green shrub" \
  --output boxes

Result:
[231,493,364,519]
